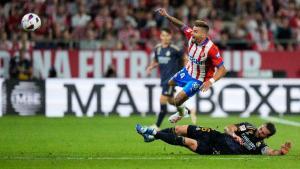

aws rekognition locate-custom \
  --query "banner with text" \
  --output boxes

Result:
[1,50,300,78]
[46,78,300,117]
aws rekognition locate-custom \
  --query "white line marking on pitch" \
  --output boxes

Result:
[262,116,300,127]
[0,156,272,160]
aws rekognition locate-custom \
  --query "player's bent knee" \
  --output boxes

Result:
[174,92,189,106]
[160,95,169,104]
[176,99,185,106]
[172,97,183,106]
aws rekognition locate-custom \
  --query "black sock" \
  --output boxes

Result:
[160,127,175,134]
[154,132,185,146]
[155,104,167,127]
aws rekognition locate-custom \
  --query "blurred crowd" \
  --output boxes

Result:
[0,0,300,53]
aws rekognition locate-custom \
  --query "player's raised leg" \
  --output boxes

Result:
[156,8,228,124]
[167,90,190,123]
[167,73,202,123]
[136,124,198,151]
[155,131,198,151]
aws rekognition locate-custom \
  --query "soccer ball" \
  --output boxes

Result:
[21,13,41,31]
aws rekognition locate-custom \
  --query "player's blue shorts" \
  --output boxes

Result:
[161,84,175,96]
[170,68,203,97]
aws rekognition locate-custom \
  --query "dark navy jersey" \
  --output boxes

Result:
[222,122,268,155]
[187,123,269,155]
[153,43,184,85]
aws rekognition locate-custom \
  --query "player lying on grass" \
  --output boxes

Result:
[136,122,291,155]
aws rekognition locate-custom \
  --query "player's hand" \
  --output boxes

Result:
[280,142,291,155]
[155,8,169,17]
[146,67,152,76]
[199,81,212,92]
[231,134,243,145]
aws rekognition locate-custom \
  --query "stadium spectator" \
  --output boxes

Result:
[52,4,70,37]
[104,65,117,78]
[9,49,33,80]
[71,4,91,39]
[118,21,140,50]
[48,65,57,78]
[0,0,300,51]
[101,32,119,50]
[276,17,293,51]
[80,29,101,49]
[113,6,137,30]
[0,32,12,50]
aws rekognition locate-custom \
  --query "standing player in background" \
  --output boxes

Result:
[146,28,196,130]
[155,8,227,123]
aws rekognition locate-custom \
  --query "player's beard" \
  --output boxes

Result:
[192,36,206,45]
[191,37,198,45]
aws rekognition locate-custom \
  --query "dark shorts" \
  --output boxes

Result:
[161,84,175,96]
[187,125,225,155]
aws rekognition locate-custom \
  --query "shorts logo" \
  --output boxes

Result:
[192,82,200,91]
[180,73,185,79]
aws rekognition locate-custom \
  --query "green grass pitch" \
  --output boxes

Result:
[0,115,299,169]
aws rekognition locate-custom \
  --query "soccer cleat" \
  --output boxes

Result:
[135,124,155,142]
[168,112,182,123]
[136,124,155,135]
[143,134,155,142]
[168,107,190,123]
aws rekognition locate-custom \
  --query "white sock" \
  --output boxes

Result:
[152,129,157,135]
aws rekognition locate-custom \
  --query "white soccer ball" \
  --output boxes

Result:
[21,13,41,31]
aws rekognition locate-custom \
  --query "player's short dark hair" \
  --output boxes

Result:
[161,27,172,34]
[194,20,209,32]
[265,122,276,137]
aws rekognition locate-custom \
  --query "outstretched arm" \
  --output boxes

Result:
[156,8,184,28]
[224,124,243,145]
[213,65,227,82]
[263,142,291,155]
[200,46,227,92]
[146,60,159,76]
[200,65,227,92]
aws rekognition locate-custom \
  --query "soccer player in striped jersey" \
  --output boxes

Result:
[156,8,227,123]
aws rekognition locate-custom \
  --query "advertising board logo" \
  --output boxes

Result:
[10,82,41,115]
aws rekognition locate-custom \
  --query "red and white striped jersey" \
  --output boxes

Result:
[182,25,224,82]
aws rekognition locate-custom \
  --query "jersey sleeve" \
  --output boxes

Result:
[260,145,269,155]
[253,142,268,155]
[208,45,224,68]
[181,25,192,39]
